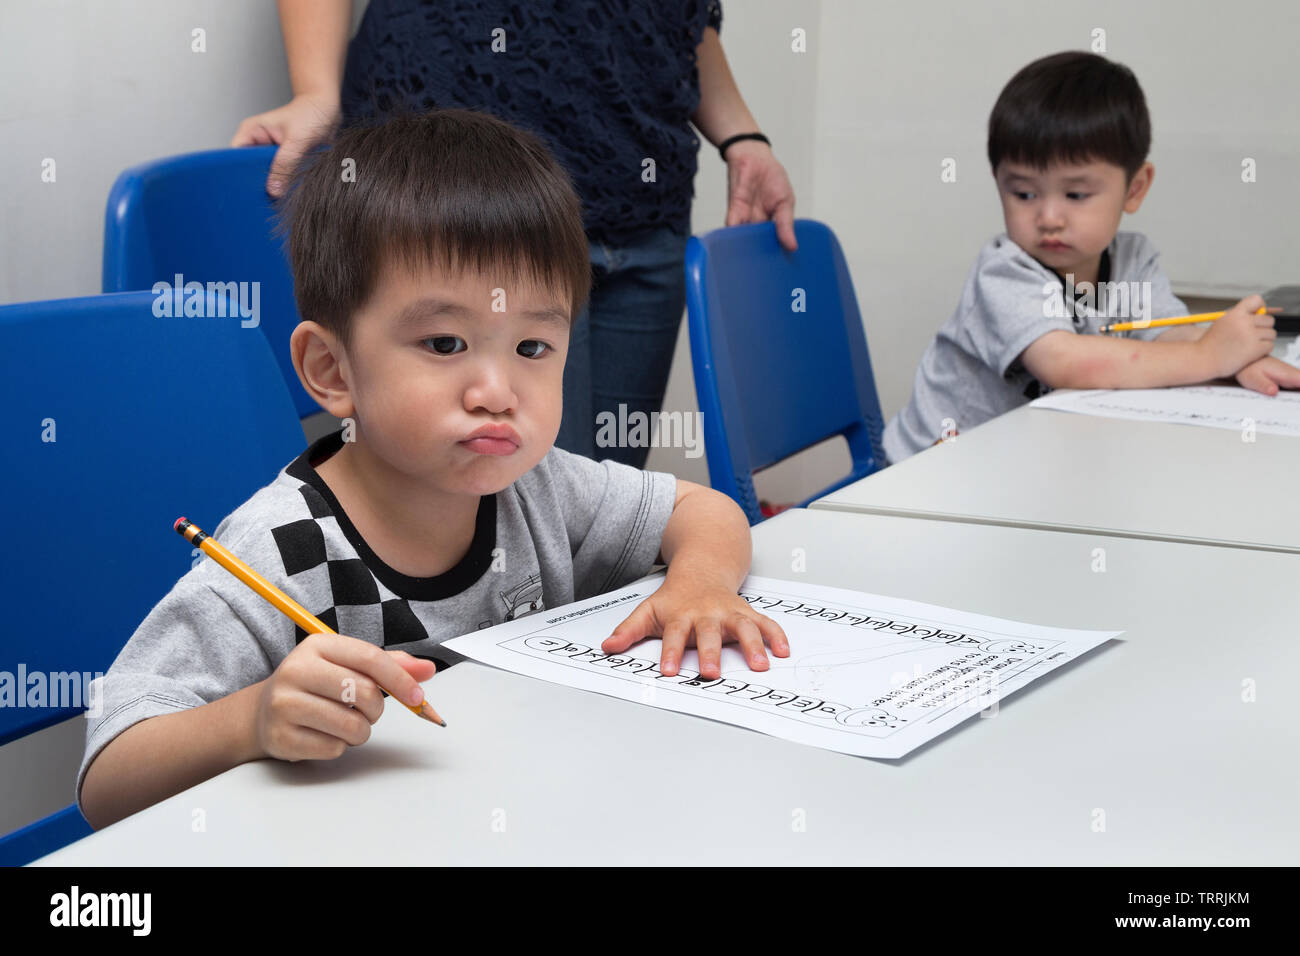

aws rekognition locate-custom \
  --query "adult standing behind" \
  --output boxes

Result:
[232,0,797,467]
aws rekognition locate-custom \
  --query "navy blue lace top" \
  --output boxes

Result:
[340,0,723,246]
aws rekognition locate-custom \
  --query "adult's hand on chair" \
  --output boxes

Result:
[724,140,798,252]
[231,94,342,198]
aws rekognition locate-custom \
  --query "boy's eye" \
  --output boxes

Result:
[424,335,466,355]
[1013,191,1035,201]
[1066,192,1090,201]
[518,340,549,359]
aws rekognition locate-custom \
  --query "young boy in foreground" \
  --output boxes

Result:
[79,109,789,828]
[883,51,1300,463]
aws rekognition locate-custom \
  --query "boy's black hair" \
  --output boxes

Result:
[274,107,591,351]
[988,51,1151,180]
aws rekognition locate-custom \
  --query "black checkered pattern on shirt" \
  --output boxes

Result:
[270,482,432,648]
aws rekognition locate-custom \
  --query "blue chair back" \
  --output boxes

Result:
[0,290,303,863]
[102,145,317,418]
[685,220,886,523]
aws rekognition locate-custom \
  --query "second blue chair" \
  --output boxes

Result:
[102,144,317,419]
[685,219,887,524]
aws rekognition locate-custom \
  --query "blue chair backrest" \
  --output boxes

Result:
[0,290,302,861]
[685,219,886,523]
[102,145,318,418]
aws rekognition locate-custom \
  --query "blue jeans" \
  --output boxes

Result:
[556,226,689,468]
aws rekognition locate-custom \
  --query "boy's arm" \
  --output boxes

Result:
[1020,330,1217,389]
[1021,294,1275,390]
[79,682,265,830]
[653,480,749,590]
[80,636,435,829]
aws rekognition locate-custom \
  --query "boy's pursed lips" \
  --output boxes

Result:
[460,422,522,455]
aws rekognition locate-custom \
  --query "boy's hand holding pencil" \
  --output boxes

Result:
[251,635,436,761]
[175,518,445,765]
[1194,294,1276,379]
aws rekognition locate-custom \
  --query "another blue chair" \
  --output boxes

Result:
[684,219,888,524]
[0,290,303,865]
[102,145,318,418]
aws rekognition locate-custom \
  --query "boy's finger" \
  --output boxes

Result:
[298,660,385,723]
[318,635,427,708]
[603,601,658,654]
[658,619,691,677]
[730,617,770,671]
[1270,361,1300,388]
[1237,365,1272,395]
[280,724,351,762]
[284,689,373,749]
[388,650,437,681]
[695,620,724,680]
[755,613,792,657]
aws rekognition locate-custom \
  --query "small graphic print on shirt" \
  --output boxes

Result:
[478,573,545,629]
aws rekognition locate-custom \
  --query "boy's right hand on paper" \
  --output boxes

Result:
[230,94,342,197]
[252,634,435,762]
[1197,294,1275,378]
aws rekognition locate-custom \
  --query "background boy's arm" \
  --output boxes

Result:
[1021,293,1275,390]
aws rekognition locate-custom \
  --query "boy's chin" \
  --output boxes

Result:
[453,453,540,495]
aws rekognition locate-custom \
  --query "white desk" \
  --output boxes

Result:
[817,400,1300,553]
[37,508,1299,865]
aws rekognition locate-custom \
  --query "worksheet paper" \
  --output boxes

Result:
[1031,385,1300,437]
[442,575,1120,759]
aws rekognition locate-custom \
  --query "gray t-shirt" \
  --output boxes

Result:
[77,430,676,808]
[883,231,1189,463]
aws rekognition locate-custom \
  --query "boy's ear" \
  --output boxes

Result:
[1123,162,1155,213]
[290,321,355,420]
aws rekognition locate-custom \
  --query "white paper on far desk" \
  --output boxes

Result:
[1031,385,1300,437]
[442,575,1120,759]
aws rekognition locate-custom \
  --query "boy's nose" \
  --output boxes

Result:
[1036,200,1066,230]
[463,361,518,414]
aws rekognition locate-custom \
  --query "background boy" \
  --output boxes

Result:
[884,51,1300,463]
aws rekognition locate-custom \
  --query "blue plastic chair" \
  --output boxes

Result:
[685,220,887,524]
[0,290,303,865]
[102,145,318,418]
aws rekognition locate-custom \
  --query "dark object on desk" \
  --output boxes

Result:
[1264,286,1300,335]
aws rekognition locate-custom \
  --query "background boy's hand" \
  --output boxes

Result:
[602,579,790,681]
[253,634,434,762]
[1235,355,1300,396]
[1197,294,1275,378]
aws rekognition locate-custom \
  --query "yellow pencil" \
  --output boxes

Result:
[1101,306,1275,334]
[174,517,445,726]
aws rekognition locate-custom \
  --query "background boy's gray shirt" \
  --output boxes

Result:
[883,231,1190,463]
[77,431,677,808]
